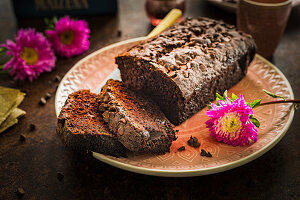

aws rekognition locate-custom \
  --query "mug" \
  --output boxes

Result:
[237,0,292,58]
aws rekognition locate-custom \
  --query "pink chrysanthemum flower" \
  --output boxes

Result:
[2,29,56,81]
[46,16,90,58]
[205,95,258,146]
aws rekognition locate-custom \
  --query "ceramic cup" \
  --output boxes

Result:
[237,0,292,58]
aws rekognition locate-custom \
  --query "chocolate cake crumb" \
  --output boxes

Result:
[187,136,200,148]
[29,124,36,131]
[57,172,64,182]
[39,97,47,105]
[45,92,52,100]
[206,152,212,157]
[200,149,207,156]
[19,134,26,142]
[177,146,185,151]
[16,187,25,197]
[175,130,179,132]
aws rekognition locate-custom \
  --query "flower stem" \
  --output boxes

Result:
[259,99,300,106]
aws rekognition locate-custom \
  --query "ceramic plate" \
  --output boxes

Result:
[207,0,300,13]
[55,37,294,177]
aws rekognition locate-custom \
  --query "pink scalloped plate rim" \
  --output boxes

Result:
[55,37,294,177]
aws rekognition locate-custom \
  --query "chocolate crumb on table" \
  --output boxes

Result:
[187,136,200,148]
[19,134,26,142]
[29,124,36,131]
[45,92,52,100]
[54,75,61,82]
[57,172,64,182]
[39,97,47,105]
[16,187,25,197]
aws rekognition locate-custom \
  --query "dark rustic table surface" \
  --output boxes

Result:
[0,0,299,199]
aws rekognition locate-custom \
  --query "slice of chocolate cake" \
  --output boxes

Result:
[116,17,256,125]
[57,90,126,157]
[98,79,176,154]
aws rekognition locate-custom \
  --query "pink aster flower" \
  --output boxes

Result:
[205,95,258,146]
[46,16,90,58]
[1,29,56,81]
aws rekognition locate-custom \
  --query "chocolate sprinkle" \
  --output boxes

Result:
[57,172,64,182]
[187,136,200,148]
[177,146,185,151]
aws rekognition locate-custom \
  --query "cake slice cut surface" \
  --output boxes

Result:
[57,90,126,157]
[98,79,177,154]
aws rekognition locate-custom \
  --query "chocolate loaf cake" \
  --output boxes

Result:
[57,90,126,157]
[98,79,176,154]
[116,17,256,125]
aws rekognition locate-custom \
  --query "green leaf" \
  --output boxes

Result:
[231,93,238,101]
[263,89,286,101]
[249,115,260,128]
[207,104,212,109]
[216,93,224,101]
[250,99,261,108]
[223,90,228,98]
[0,47,7,53]
[44,16,58,31]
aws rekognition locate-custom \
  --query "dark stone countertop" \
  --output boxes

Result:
[0,0,299,199]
